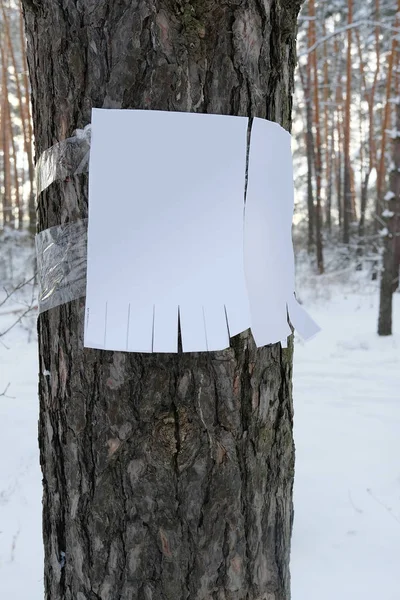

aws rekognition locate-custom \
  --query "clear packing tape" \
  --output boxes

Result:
[36,125,91,313]
[36,219,88,313]
[35,124,91,196]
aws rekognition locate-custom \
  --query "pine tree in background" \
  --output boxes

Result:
[0,0,34,232]
[378,6,400,336]
[294,0,400,331]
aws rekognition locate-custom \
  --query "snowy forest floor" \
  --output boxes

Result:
[0,238,399,600]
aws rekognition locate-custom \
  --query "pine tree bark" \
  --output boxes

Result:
[22,1,303,598]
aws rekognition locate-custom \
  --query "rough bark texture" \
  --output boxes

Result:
[22,1,302,598]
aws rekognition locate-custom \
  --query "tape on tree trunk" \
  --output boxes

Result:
[35,125,91,197]
[36,219,87,313]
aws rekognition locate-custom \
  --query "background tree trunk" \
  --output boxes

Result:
[378,100,400,336]
[343,0,353,245]
[308,0,324,274]
[22,1,303,598]
[298,62,315,254]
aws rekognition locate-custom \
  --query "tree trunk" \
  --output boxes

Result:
[378,100,400,336]
[325,116,334,233]
[376,5,400,231]
[343,0,353,245]
[358,170,370,244]
[322,20,332,232]
[308,0,324,274]
[1,38,12,228]
[1,0,24,229]
[298,62,315,253]
[22,1,302,598]
[19,5,35,233]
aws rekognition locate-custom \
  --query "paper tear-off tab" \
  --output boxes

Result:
[244,117,320,346]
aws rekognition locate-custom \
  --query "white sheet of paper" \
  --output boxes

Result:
[84,108,251,353]
[244,117,320,346]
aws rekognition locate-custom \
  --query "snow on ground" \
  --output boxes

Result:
[0,311,42,600]
[292,274,400,600]
[0,247,399,599]
[0,233,42,599]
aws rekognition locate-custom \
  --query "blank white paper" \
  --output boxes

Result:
[245,117,320,346]
[84,108,251,353]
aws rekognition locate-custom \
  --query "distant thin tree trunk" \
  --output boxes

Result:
[1,0,23,228]
[376,5,400,228]
[0,101,5,227]
[9,104,20,230]
[391,27,400,292]
[369,0,380,174]
[350,165,357,222]
[326,116,334,233]
[378,99,400,335]
[358,3,380,244]
[343,0,353,245]
[336,145,343,227]
[334,38,343,228]
[0,39,12,228]
[359,172,370,241]
[356,28,365,237]
[19,5,35,232]
[357,37,371,240]
[299,61,315,253]
[306,85,316,252]
[322,22,331,229]
[309,0,324,273]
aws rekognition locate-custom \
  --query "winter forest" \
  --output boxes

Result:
[0,1,399,599]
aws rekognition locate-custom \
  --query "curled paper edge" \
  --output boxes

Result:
[287,294,321,341]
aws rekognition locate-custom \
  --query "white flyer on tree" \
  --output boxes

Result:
[84,108,319,353]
